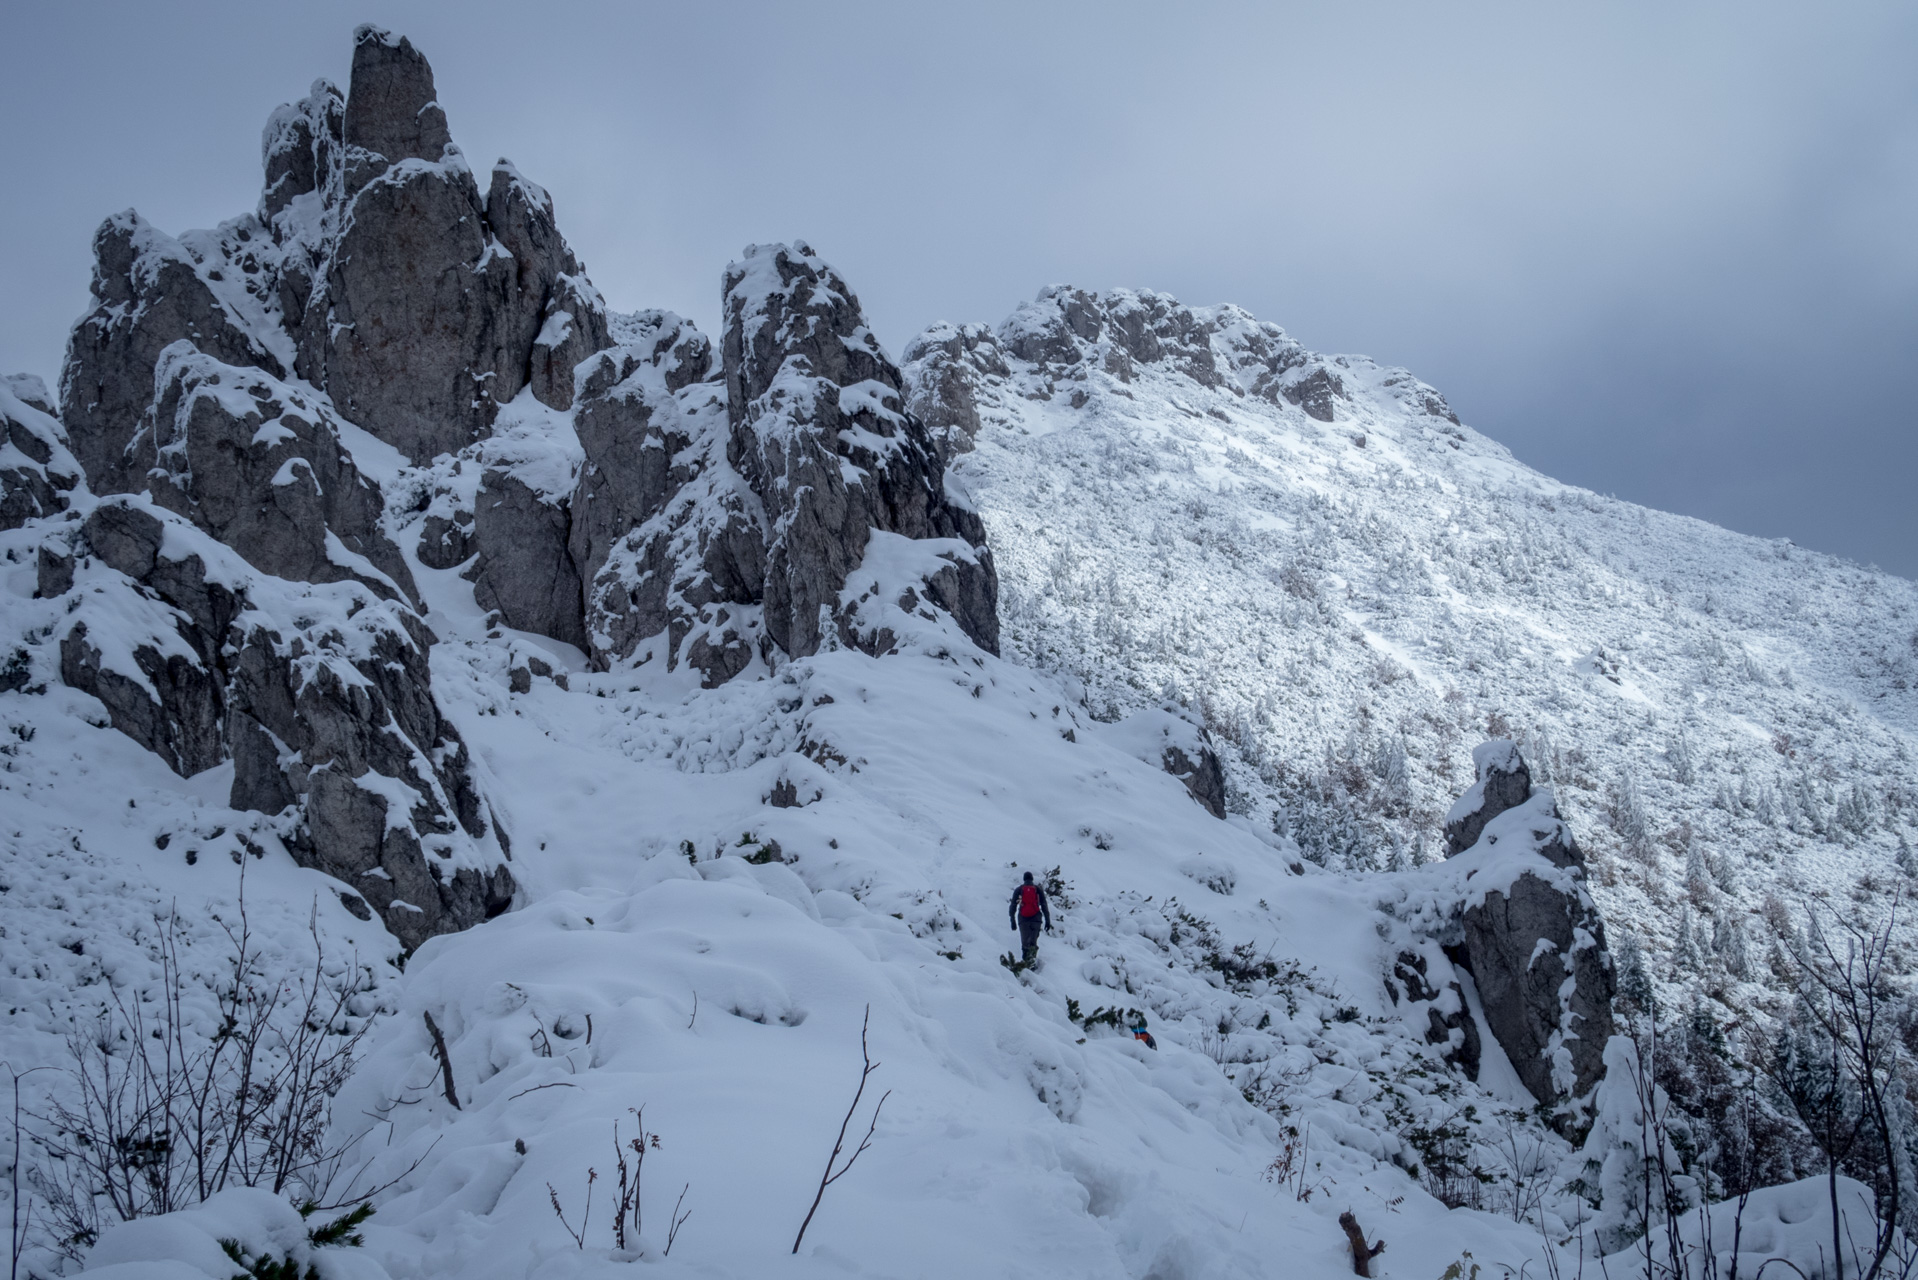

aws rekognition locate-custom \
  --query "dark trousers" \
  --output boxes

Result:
[1018,916,1043,961]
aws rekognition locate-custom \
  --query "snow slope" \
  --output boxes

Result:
[914,287,1918,1024]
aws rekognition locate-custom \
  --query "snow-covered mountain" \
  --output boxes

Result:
[3,25,1913,1280]
[906,289,1918,1015]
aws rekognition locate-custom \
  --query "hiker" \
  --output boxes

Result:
[1008,871,1052,964]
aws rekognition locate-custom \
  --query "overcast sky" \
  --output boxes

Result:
[3,2,1912,574]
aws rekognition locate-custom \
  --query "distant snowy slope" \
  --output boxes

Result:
[908,286,1918,1013]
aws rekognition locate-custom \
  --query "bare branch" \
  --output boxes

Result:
[792,1005,887,1254]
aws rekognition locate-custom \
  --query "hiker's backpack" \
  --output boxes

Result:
[1018,884,1042,917]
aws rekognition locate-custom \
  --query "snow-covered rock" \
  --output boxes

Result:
[722,241,998,662]
[0,375,79,529]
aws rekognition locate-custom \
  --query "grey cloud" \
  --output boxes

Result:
[2,0,1912,571]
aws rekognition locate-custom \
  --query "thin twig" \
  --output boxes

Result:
[422,1011,460,1110]
[665,1183,692,1256]
[505,1082,580,1102]
[792,1005,889,1254]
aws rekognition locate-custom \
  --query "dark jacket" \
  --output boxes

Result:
[1009,882,1052,929]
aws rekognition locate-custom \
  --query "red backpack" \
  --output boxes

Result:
[1018,884,1042,917]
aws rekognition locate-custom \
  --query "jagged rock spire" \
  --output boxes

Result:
[722,241,998,660]
[342,26,452,193]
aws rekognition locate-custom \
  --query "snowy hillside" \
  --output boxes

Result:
[4,25,1915,1280]
[907,287,1918,1020]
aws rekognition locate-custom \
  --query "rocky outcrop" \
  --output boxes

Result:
[567,313,768,682]
[1,376,80,529]
[338,28,450,196]
[1100,703,1229,821]
[904,287,1459,441]
[485,163,611,412]
[1163,739,1227,820]
[468,462,584,646]
[1391,949,1481,1079]
[723,242,998,660]
[1444,739,1533,855]
[60,212,292,493]
[141,345,416,601]
[54,498,511,949]
[1442,742,1616,1113]
[289,28,611,464]
[898,323,1010,462]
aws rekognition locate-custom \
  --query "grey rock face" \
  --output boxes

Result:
[61,211,289,492]
[568,316,767,683]
[996,287,1225,389]
[262,80,344,223]
[1441,745,1617,1112]
[295,155,517,464]
[1444,739,1533,856]
[1162,740,1227,820]
[485,163,611,412]
[1393,950,1482,1079]
[1282,367,1347,422]
[62,502,243,776]
[1,378,80,530]
[142,346,416,601]
[340,26,451,195]
[468,465,584,646]
[60,623,227,777]
[291,35,608,464]
[900,323,1011,462]
[60,498,511,950]
[722,242,998,660]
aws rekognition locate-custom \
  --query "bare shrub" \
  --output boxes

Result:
[27,892,380,1263]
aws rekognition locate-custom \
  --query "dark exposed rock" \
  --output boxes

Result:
[295,152,516,464]
[36,543,75,598]
[468,463,584,647]
[60,503,240,776]
[901,323,1011,462]
[1387,949,1483,1081]
[722,242,997,660]
[60,211,289,492]
[1281,367,1346,422]
[569,315,718,595]
[568,314,765,683]
[485,162,610,412]
[2,377,80,530]
[289,33,609,465]
[1440,744,1616,1113]
[995,287,1225,389]
[60,622,226,777]
[261,80,344,223]
[1162,740,1227,820]
[141,347,416,602]
[1444,739,1532,856]
[60,497,511,951]
[340,26,451,195]
[417,510,474,570]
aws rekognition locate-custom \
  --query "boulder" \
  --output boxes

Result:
[468,463,584,646]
